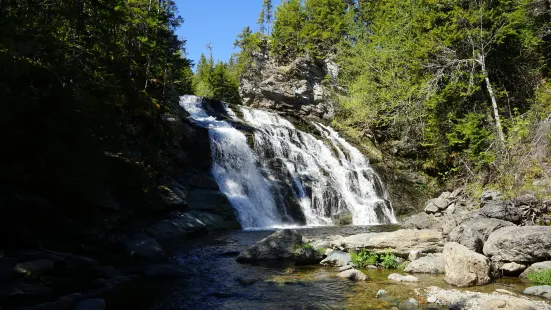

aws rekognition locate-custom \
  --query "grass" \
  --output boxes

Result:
[293,243,314,251]
[527,269,551,285]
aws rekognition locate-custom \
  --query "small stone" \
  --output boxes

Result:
[376,289,386,298]
[367,265,378,269]
[388,273,418,282]
[336,269,368,281]
[427,296,437,303]
[407,298,418,306]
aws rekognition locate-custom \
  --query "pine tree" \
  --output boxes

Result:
[271,0,305,63]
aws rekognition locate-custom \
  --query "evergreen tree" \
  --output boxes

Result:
[302,0,348,57]
[271,0,305,63]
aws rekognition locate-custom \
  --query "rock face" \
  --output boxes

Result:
[475,201,522,224]
[524,286,551,299]
[239,54,335,120]
[423,286,551,310]
[448,218,515,253]
[483,226,551,263]
[405,253,445,274]
[336,269,368,281]
[520,261,551,278]
[331,229,444,256]
[236,229,314,263]
[444,242,492,287]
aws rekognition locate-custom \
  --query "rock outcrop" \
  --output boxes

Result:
[444,242,492,287]
[239,54,336,120]
[483,226,551,263]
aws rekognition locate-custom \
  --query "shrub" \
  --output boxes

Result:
[380,252,398,269]
[527,269,551,285]
[351,249,378,268]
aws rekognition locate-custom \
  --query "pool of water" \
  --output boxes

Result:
[126,225,534,309]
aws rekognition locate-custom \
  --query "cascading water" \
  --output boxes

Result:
[180,95,397,228]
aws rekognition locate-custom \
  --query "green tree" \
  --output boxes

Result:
[271,0,305,63]
[301,0,348,57]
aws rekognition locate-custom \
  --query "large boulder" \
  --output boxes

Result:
[475,201,522,224]
[405,253,445,274]
[520,261,551,278]
[483,226,551,263]
[331,229,444,256]
[236,229,306,263]
[402,212,436,230]
[425,198,450,214]
[444,242,492,287]
[320,250,352,267]
[448,218,515,253]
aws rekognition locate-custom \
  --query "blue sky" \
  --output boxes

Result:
[175,0,264,68]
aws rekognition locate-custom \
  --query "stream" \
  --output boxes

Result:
[120,225,533,310]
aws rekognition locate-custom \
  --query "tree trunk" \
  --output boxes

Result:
[480,56,505,143]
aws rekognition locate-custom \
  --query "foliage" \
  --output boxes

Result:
[527,269,551,285]
[317,247,327,255]
[293,243,314,250]
[192,53,240,104]
[380,252,398,269]
[350,249,379,268]
[271,0,305,63]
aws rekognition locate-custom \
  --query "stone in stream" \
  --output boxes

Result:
[499,262,527,276]
[520,261,551,278]
[483,226,551,263]
[336,269,368,281]
[387,273,419,282]
[444,242,491,287]
[423,286,551,310]
[448,218,515,253]
[320,250,352,267]
[405,253,444,274]
[523,286,551,299]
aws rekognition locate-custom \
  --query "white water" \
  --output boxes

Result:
[180,95,281,228]
[180,95,397,228]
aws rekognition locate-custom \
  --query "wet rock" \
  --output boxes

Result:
[320,250,352,267]
[338,265,353,272]
[331,229,444,256]
[293,247,324,265]
[520,261,551,278]
[388,273,419,282]
[336,269,368,281]
[13,259,55,276]
[448,218,515,253]
[523,286,551,299]
[376,289,386,298]
[122,233,165,261]
[483,226,551,263]
[74,299,106,310]
[331,210,352,226]
[499,262,527,276]
[444,242,491,287]
[424,286,551,310]
[236,229,304,262]
[405,253,444,274]
[158,180,188,207]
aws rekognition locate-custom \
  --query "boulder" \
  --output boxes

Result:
[402,212,436,230]
[476,201,522,224]
[425,198,450,213]
[408,250,426,261]
[387,273,418,282]
[336,269,368,281]
[405,253,444,274]
[520,261,551,278]
[448,218,515,253]
[331,210,352,226]
[423,286,551,310]
[499,262,527,276]
[236,229,304,262]
[524,286,551,299]
[292,247,324,265]
[13,259,55,277]
[320,250,352,267]
[122,234,165,261]
[331,229,444,256]
[483,226,551,263]
[158,180,188,207]
[444,242,492,287]
[74,299,106,310]
[425,203,439,214]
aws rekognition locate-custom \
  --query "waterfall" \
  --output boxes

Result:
[180,95,397,228]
